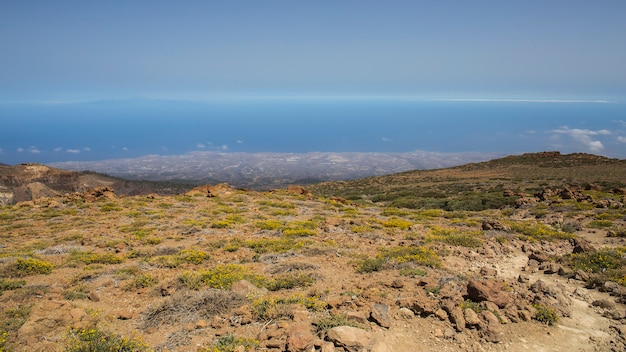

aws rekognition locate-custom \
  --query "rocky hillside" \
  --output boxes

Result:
[1,172,625,351]
[0,163,192,206]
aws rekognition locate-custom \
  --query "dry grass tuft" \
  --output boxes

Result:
[140,289,246,329]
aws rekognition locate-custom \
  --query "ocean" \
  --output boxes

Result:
[1,99,625,164]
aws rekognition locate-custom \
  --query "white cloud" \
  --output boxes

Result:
[83,147,91,152]
[122,147,128,151]
[221,144,228,151]
[236,140,243,144]
[382,137,391,142]
[17,148,24,152]
[617,136,626,143]
[614,120,626,127]
[197,143,206,149]
[0,148,3,153]
[54,147,63,152]
[26,146,41,154]
[66,149,80,154]
[550,126,610,153]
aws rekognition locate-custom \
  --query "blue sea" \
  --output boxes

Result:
[1,99,625,164]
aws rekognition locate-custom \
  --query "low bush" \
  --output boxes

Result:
[141,289,246,329]
[313,314,366,338]
[266,273,315,291]
[69,251,123,265]
[0,278,26,293]
[14,257,53,276]
[199,334,259,352]
[252,293,327,320]
[65,328,150,352]
[179,264,265,290]
[532,303,558,325]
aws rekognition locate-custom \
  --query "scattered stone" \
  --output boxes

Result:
[530,279,548,294]
[464,308,481,328]
[287,185,312,197]
[518,274,529,283]
[117,309,134,320]
[571,238,596,253]
[482,220,511,231]
[345,311,368,325]
[396,295,439,316]
[603,309,625,320]
[287,323,316,352]
[467,280,511,308]
[196,319,209,329]
[479,311,504,343]
[87,291,100,302]
[435,308,448,321]
[573,270,590,282]
[542,262,561,275]
[327,326,373,352]
[528,252,550,263]
[592,299,616,310]
[557,266,572,276]
[321,341,336,352]
[602,281,621,293]
[370,304,392,328]
[447,307,466,332]
[398,307,415,320]
[444,328,456,339]
[390,279,404,289]
[480,266,498,277]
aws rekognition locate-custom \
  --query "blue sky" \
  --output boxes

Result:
[1,0,625,101]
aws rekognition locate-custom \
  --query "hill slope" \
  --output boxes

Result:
[1,175,625,351]
[309,151,626,210]
[0,163,192,205]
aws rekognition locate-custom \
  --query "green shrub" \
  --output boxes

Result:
[69,251,123,265]
[588,220,614,228]
[255,219,282,230]
[426,227,484,248]
[533,303,558,325]
[378,246,442,268]
[510,222,573,241]
[180,264,265,290]
[252,293,327,320]
[282,228,317,237]
[382,217,413,230]
[100,203,123,212]
[65,328,150,352]
[125,274,158,291]
[14,257,53,275]
[0,278,26,293]
[355,257,385,273]
[313,314,366,338]
[199,334,259,352]
[266,274,315,291]
[64,285,90,300]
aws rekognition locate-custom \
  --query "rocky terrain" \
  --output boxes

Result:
[0,163,192,206]
[0,152,625,351]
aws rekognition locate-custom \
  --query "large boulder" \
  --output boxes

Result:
[466,280,511,308]
[287,323,316,352]
[327,326,373,352]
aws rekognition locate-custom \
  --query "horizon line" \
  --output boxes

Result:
[0,95,618,105]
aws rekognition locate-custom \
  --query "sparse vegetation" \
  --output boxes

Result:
[532,303,558,325]
[199,334,259,352]
[65,328,150,352]
[1,152,625,350]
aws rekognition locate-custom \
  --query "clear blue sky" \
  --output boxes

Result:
[1,0,625,101]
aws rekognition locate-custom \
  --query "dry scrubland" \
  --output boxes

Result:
[1,153,626,351]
